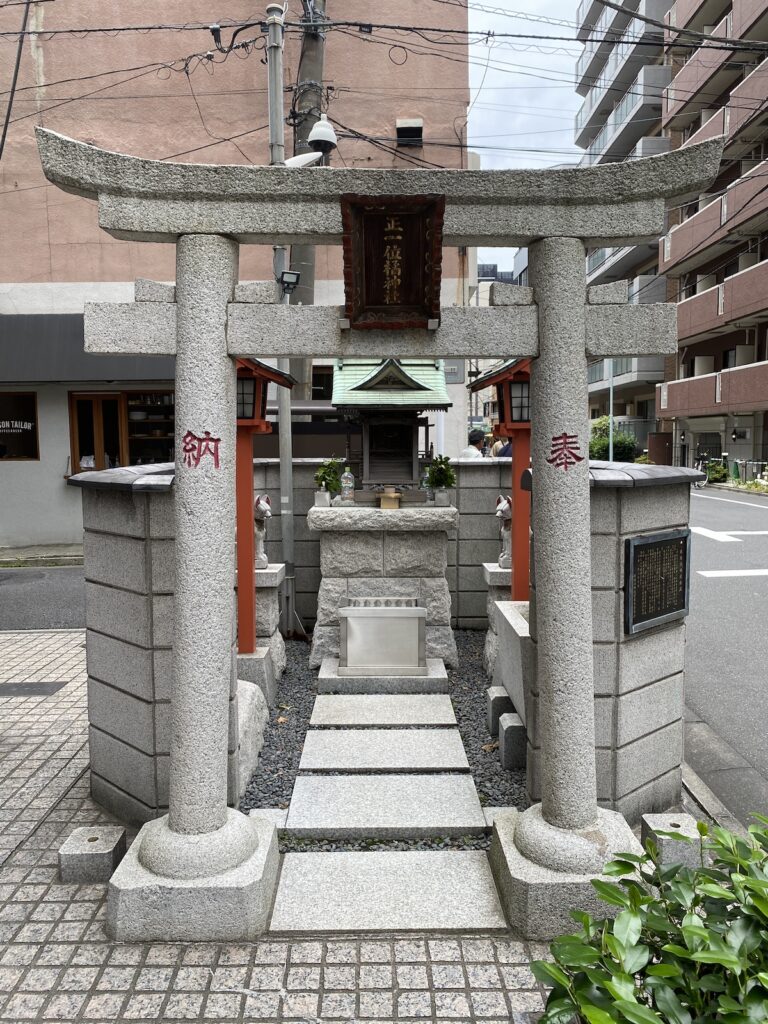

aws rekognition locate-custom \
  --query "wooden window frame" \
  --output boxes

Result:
[68,392,129,473]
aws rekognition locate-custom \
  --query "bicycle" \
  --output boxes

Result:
[692,455,708,488]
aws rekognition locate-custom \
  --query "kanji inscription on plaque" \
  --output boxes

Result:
[624,529,691,634]
[340,194,445,330]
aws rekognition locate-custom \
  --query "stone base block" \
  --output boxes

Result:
[59,826,127,883]
[318,657,449,694]
[106,815,279,942]
[237,649,277,706]
[641,812,702,868]
[236,679,269,799]
[486,685,514,736]
[426,625,458,668]
[490,809,636,940]
[265,631,287,679]
[499,712,526,769]
[310,625,339,669]
[483,629,498,678]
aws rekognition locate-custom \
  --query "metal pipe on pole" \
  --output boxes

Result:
[608,357,614,462]
[289,0,328,401]
[266,3,296,635]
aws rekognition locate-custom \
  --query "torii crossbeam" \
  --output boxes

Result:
[37,128,724,941]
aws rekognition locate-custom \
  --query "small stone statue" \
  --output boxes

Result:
[253,493,272,570]
[496,494,512,569]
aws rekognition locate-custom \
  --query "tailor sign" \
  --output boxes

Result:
[340,194,445,330]
[624,528,691,635]
[0,392,39,460]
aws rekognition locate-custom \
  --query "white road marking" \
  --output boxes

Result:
[698,569,768,578]
[691,527,741,543]
[692,493,768,510]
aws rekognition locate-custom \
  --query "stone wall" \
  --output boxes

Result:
[256,457,513,630]
[75,471,272,826]
[491,467,693,824]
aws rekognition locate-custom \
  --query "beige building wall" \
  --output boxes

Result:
[0,0,469,290]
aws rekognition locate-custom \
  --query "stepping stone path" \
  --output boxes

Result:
[271,686,507,933]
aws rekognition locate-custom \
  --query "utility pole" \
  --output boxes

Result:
[266,3,296,635]
[289,0,327,401]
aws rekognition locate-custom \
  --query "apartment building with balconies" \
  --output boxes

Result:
[575,0,675,449]
[657,0,768,470]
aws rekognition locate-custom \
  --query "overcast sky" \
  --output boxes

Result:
[467,0,584,270]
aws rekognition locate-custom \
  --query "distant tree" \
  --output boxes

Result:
[589,416,637,462]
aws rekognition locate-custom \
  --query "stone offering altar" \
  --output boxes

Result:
[308,505,458,670]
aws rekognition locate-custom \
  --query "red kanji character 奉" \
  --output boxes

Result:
[182,430,221,469]
[546,432,584,471]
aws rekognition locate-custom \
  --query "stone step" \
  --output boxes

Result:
[270,850,507,933]
[284,774,486,838]
[317,657,449,694]
[310,694,456,728]
[299,728,469,772]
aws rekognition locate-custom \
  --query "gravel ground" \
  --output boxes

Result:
[240,630,528,850]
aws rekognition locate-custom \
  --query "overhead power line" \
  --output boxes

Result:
[0,0,31,163]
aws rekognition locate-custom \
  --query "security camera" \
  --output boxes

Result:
[307,114,337,154]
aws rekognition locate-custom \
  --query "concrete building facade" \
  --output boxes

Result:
[575,0,674,451]
[0,0,472,547]
[656,0,768,471]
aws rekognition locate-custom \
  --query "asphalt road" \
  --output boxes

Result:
[686,487,768,826]
[0,567,85,631]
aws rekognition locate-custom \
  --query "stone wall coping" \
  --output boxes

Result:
[307,506,459,533]
[483,563,512,586]
[255,564,286,588]
[67,457,514,494]
[68,464,174,492]
[521,462,704,491]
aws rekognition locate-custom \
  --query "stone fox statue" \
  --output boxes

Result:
[253,494,272,569]
[496,494,512,569]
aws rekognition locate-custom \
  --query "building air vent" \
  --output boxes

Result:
[396,118,424,147]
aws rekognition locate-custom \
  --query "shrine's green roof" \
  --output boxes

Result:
[331,358,452,410]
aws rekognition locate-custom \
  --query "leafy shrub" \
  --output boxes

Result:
[635,454,655,465]
[314,457,342,494]
[589,432,638,462]
[426,455,456,490]
[706,462,729,484]
[534,818,768,1024]
[743,480,768,495]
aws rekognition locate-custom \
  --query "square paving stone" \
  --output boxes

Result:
[299,728,468,771]
[310,694,456,727]
[270,851,507,932]
[285,774,486,839]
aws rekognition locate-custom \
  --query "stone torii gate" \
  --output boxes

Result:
[37,128,723,940]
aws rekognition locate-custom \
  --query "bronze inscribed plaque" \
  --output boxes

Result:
[624,528,690,635]
[341,194,445,330]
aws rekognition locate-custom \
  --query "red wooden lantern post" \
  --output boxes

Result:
[469,359,532,601]
[235,359,295,654]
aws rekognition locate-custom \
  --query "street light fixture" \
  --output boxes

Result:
[279,269,301,296]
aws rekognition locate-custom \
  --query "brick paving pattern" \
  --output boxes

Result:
[0,629,547,1022]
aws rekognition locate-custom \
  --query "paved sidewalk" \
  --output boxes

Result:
[0,629,548,1023]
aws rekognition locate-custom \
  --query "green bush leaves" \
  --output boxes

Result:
[535,819,768,1024]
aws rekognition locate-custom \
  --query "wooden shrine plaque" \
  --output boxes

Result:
[341,194,445,330]
[624,528,691,635]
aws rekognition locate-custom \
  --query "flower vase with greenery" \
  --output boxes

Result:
[314,457,342,497]
[426,456,456,504]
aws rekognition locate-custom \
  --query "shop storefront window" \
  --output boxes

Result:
[69,390,174,472]
[0,392,39,460]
